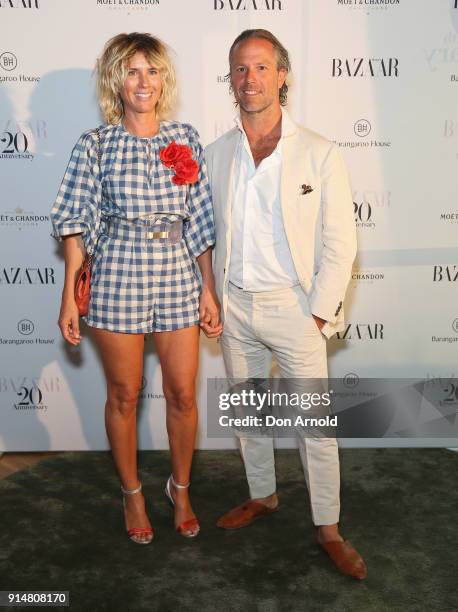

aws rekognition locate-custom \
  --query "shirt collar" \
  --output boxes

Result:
[234,106,296,138]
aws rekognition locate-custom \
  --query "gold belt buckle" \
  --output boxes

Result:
[147,230,168,239]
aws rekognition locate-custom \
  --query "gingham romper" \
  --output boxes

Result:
[51,121,215,333]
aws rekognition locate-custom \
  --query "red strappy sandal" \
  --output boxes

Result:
[165,475,200,538]
[121,482,154,545]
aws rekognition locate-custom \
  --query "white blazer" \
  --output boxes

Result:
[205,113,357,339]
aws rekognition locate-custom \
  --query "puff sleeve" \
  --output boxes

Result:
[182,124,215,258]
[50,130,102,255]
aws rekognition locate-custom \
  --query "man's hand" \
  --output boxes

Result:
[199,285,223,338]
[312,314,327,331]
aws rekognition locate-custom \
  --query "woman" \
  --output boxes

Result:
[51,33,222,544]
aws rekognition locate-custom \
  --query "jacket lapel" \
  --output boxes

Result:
[281,132,305,241]
[218,129,239,236]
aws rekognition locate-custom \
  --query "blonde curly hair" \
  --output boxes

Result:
[96,32,177,124]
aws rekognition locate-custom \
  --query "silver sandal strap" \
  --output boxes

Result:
[121,482,142,496]
[171,474,190,489]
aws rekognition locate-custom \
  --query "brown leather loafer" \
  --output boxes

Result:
[319,539,367,579]
[216,500,279,529]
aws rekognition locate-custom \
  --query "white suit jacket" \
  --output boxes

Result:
[204,114,357,339]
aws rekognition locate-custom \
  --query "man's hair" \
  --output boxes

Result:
[228,29,291,106]
[96,32,177,124]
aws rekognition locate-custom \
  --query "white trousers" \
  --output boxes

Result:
[221,282,340,526]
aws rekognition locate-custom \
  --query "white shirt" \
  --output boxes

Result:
[228,108,298,291]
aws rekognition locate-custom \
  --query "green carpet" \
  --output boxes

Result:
[0,449,457,612]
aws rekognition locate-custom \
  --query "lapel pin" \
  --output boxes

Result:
[301,184,313,195]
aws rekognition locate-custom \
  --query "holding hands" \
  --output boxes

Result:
[199,284,223,338]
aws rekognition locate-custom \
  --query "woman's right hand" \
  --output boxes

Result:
[58,234,86,345]
[58,295,81,345]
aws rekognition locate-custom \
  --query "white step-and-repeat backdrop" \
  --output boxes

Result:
[1,0,457,450]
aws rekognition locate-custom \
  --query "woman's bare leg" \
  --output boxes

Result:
[153,325,200,535]
[91,327,152,542]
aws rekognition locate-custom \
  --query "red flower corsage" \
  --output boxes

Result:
[160,141,199,185]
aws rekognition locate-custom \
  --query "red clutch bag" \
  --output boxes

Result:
[74,255,93,316]
[74,127,101,317]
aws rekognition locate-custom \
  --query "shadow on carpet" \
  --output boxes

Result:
[0,449,457,612]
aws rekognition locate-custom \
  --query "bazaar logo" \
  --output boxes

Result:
[214,0,282,9]
[0,1,39,7]
[0,267,56,284]
[332,58,399,77]
[336,323,384,340]
[0,376,59,393]
[1,376,60,412]
[1,119,47,139]
[432,265,458,281]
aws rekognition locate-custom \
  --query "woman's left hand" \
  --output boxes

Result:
[199,285,223,338]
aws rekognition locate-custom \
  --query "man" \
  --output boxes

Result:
[204,29,366,579]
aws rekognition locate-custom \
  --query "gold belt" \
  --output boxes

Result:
[147,230,170,239]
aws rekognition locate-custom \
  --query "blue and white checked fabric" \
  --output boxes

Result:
[51,121,215,333]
